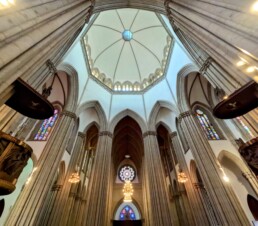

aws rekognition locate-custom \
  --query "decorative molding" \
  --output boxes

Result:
[170,132,177,139]
[78,132,86,138]
[99,131,113,138]
[61,110,77,119]
[179,111,191,119]
[143,131,157,138]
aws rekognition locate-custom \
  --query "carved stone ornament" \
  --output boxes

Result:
[0,131,33,195]
[239,138,258,174]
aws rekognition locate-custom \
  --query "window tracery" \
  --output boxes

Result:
[34,109,59,141]
[196,109,220,140]
[119,205,136,220]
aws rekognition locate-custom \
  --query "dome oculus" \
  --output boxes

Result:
[122,30,133,41]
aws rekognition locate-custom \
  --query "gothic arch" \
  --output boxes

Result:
[109,109,147,134]
[148,100,179,130]
[176,64,199,112]
[217,150,251,177]
[57,63,79,113]
[77,101,107,131]
[113,198,142,220]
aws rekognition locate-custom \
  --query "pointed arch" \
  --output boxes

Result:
[57,63,79,113]
[148,100,179,130]
[176,64,199,112]
[77,101,107,131]
[217,150,251,175]
[109,109,147,133]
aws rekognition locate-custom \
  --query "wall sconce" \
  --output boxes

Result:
[68,172,80,183]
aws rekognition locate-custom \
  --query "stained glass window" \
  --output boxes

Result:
[196,109,220,140]
[34,109,59,141]
[119,205,136,220]
[119,165,136,182]
[236,117,254,138]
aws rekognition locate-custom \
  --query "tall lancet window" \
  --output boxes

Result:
[34,109,59,141]
[196,109,220,140]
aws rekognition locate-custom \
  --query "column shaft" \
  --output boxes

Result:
[180,111,250,225]
[5,110,76,226]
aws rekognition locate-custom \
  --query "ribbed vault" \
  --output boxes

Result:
[93,0,166,14]
[112,116,144,171]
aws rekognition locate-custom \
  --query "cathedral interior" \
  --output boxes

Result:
[0,0,258,226]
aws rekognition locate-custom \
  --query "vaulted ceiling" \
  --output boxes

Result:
[112,116,144,171]
[93,0,166,14]
[82,8,172,92]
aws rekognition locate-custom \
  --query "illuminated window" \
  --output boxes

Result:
[119,165,136,182]
[34,109,59,141]
[119,205,136,220]
[236,117,254,138]
[196,109,220,140]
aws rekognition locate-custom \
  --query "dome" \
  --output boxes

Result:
[82,8,173,92]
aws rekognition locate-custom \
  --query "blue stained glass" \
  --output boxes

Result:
[34,109,59,141]
[119,205,136,221]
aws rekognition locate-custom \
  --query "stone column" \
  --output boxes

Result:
[46,131,85,226]
[142,131,174,226]
[82,131,113,226]
[74,149,93,226]
[0,0,94,95]
[5,110,76,226]
[170,131,209,225]
[179,111,250,225]
[165,0,258,82]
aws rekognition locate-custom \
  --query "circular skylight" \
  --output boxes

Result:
[122,30,133,41]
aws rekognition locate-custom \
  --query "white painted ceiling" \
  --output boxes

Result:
[82,8,172,92]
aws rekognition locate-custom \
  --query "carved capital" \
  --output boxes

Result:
[170,132,177,139]
[142,131,157,138]
[78,132,86,138]
[179,111,191,119]
[99,131,113,138]
[61,110,77,119]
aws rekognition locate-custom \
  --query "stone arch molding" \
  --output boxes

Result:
[109,109,147,134]
[76,101,107,131]
[148,100,179,131]
[217,150,251,174]
[57,63,79,113]
[176,63,199,112]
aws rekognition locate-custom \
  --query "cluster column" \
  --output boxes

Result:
[82,131,113,226]
[5,110,77,226]
[46,131,86,226]
[179,111,250,225]
[143,131,174,226]
[170,131,209,225]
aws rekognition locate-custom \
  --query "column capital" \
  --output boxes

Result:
[142,131,157,138]
[99,131,113,138]
[170,131,177,139]
[179,111,192,119]
[78,132,86,138]
[61,110,77,119]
